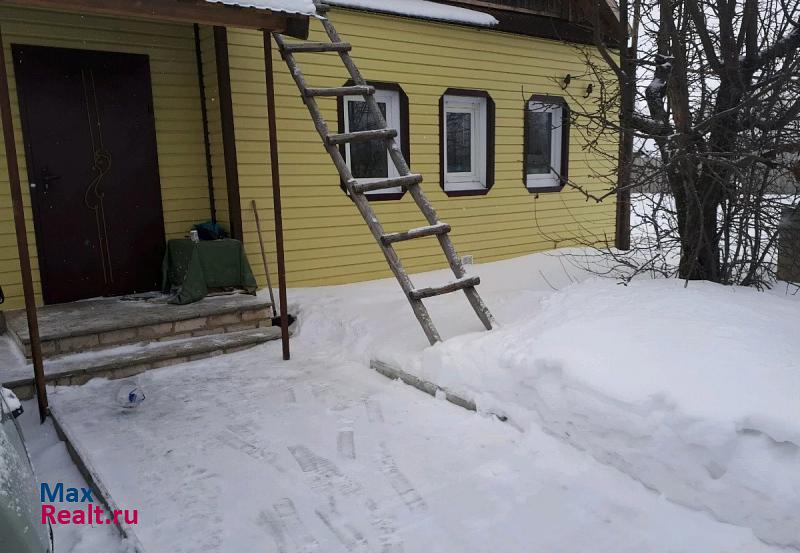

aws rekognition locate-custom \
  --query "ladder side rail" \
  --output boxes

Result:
[275,33,442,344]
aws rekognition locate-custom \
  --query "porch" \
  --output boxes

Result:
[0,0,311,419]
[0,292,282,399]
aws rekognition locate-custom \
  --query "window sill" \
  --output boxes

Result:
[361,190,406,201]
[442,183,490,197]
[525,178,564,194]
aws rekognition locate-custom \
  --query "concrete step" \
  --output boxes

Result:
[4,294,273,359]
[3,327,283,400]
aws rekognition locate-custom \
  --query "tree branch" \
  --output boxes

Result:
[743,24,800,74]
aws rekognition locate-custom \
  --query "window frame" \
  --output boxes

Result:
[523,94,570,193]
[439,88,495,197]
[337,81,410,201]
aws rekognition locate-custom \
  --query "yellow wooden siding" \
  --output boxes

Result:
[0,7,211,309]
[229,7,617,288]
[0,6,617,309]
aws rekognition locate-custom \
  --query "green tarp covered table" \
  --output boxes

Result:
[161,238,257,305]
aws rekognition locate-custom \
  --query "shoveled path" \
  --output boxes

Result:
[47,337,779,553]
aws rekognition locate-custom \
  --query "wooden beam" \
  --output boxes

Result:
[214,26,243,241]
[194,24,216,224]
[0,0,309,36]
[263,31,290,361]
[0,25,49,422]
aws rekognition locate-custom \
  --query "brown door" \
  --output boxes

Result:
[13,45,165,304]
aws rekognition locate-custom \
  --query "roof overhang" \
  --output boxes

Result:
[441,0,620,43]
[0,0,311,38]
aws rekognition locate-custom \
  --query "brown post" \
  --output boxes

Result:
[263,31,290,360]
[214,26,243,240]
[0,26,48,421]
[194,23,217,224]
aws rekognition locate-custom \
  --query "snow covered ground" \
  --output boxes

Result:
[413,279,800,549]
[43,248,797,552]
[292,250,800,548]
[16,403,125,552]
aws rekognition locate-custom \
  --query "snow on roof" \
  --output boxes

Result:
[326,0,499,26]
[205,0,317,16]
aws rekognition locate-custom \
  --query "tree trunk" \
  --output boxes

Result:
[678,189,720,280]
[614,0,637,251]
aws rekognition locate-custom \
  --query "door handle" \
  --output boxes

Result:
[40,167,61,192]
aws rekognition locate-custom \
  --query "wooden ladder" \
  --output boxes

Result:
[273,2,495,344]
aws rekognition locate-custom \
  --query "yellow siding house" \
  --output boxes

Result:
[0,0,617,311]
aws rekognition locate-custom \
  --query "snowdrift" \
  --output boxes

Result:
[413,278,799,548]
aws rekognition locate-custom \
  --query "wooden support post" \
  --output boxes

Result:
[0,26,48,421]
[194,24,217,224]
[263,31,290,360]
[214,26,243,240]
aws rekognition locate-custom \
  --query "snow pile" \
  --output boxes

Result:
[1,387,21,414]
[326,0,499,26]
[286,249,799,548]
[207,0,317,15]
[409,278,800,549]
[17,404,126,552]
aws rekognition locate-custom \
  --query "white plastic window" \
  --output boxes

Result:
[344,89,401,196]
[443,94,487,191]
[525,100,564,189]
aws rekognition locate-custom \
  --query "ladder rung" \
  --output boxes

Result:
[327,128,396,146]
[282,41,349,53]
[409,276,481,300]
[305,85,374,97]
[381,223,451,245]
[351,174,423,194]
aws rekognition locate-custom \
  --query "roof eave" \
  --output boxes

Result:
[0,0,310,37]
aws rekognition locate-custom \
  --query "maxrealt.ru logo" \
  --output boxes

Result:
[40,483,139,526]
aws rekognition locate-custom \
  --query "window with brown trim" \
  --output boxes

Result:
[337,81,410,201]
[439,89,495,197]
[524,94,569,193]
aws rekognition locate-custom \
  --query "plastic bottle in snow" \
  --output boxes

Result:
[115,382,146,409]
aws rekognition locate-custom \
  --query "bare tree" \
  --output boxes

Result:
[564,0,800,287]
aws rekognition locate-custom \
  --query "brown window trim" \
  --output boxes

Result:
[337,80,410,201]
[439,88,495,197]
[523,94,570,194]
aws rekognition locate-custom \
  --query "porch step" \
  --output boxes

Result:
[4,294,272,359]
[2,327,284,400]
